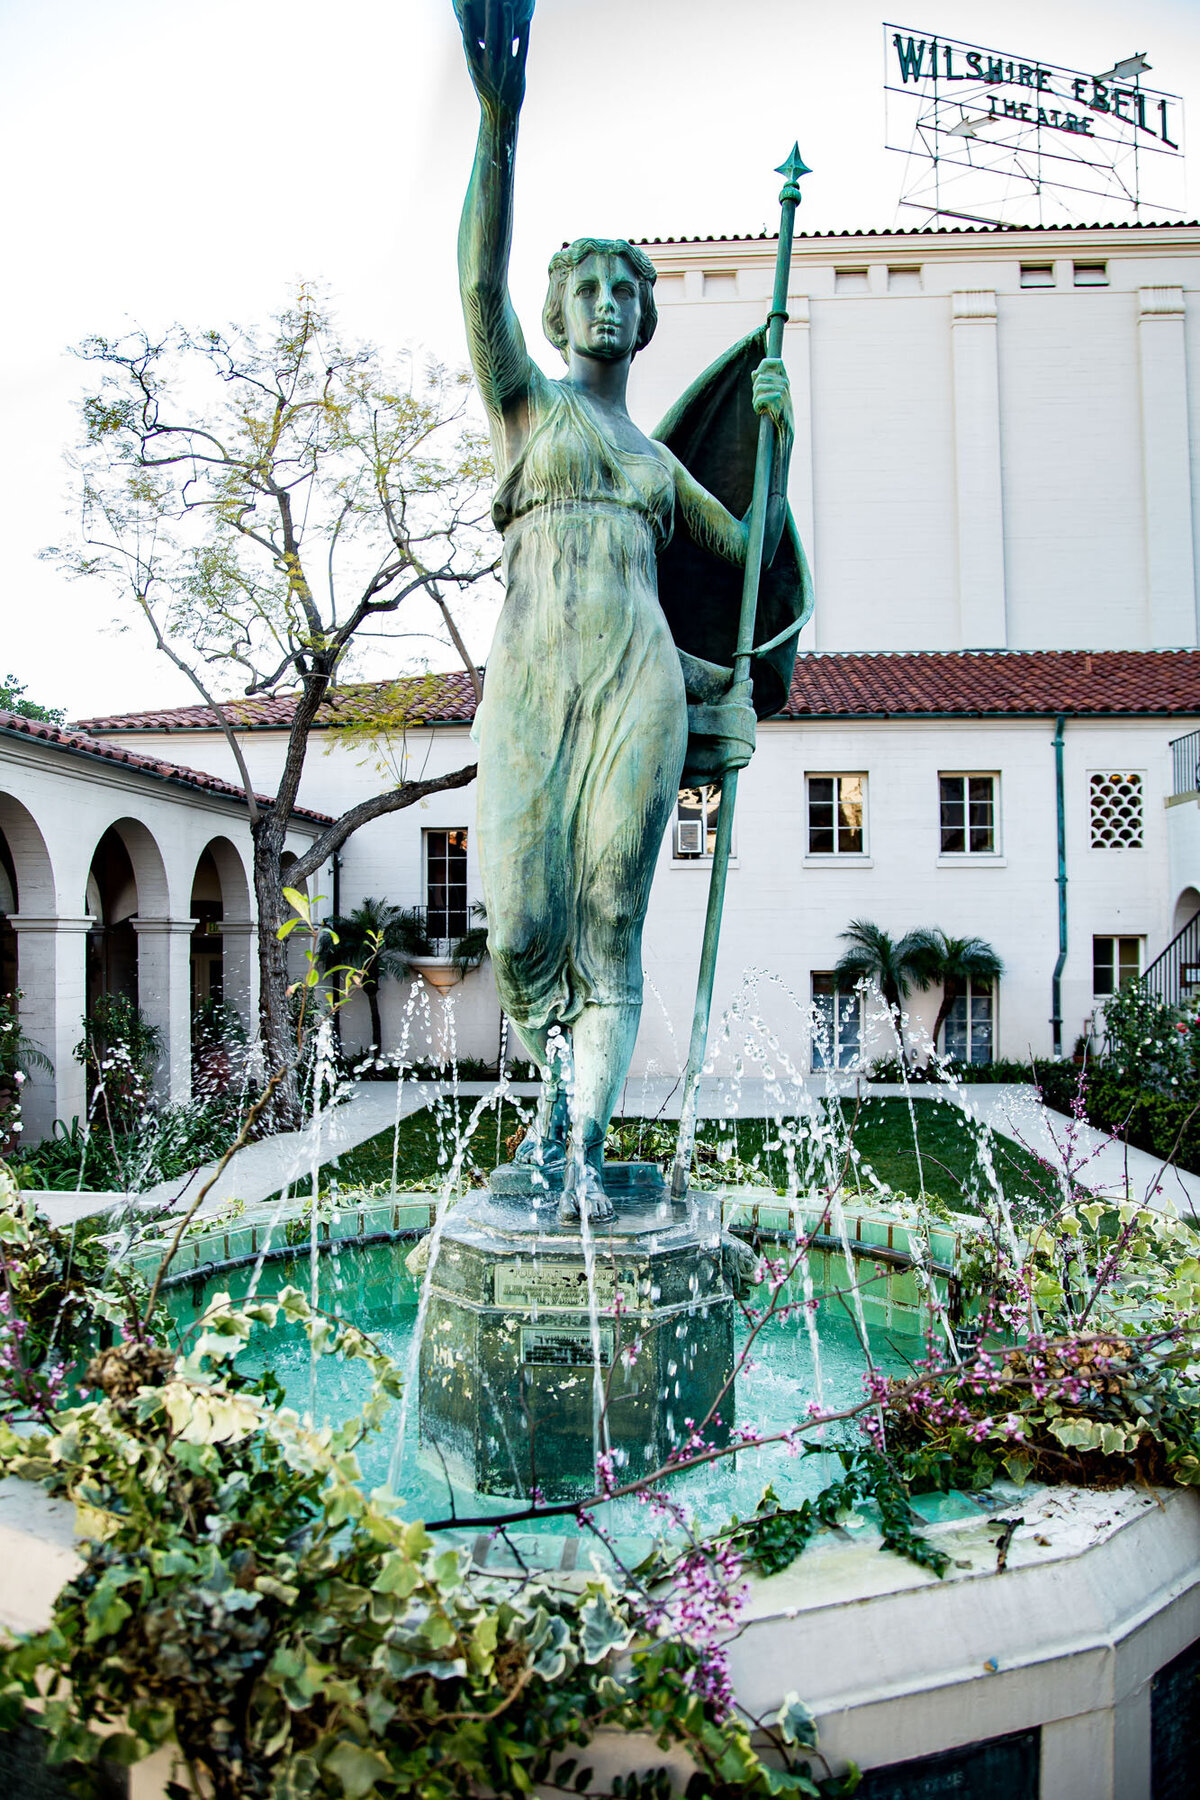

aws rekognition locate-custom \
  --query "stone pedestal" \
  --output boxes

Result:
[418,1172,734,1499]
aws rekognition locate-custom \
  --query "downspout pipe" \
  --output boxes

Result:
[1051,714,1067,1057]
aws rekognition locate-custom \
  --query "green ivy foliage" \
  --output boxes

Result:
[0,1282,851,1800]
[3,1108,1200,1800]
[717,1460,949,1581]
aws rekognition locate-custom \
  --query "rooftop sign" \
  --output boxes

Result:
[884,24,1185,227]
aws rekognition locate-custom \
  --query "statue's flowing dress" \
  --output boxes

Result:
[475,372,688,1033]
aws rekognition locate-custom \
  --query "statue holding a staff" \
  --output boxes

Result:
[452,0,812,1222]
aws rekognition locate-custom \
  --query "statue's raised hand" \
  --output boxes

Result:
[453,0,534,114]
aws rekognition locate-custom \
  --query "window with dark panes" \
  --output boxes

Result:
[1093,935,1142,997]
[939,774,996,854]
[811,972,862,1070]
[674,785,722,859]
[942,978,995,1064]
[807,775,865,855]
[425,829,468,940]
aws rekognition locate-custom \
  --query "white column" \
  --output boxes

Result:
[1138,286,1197,646]
[221,920,258,1039]
[9,916,92,1139]
[783,293,816,647]
[951,290,1007,648]
[133,918,196,1105]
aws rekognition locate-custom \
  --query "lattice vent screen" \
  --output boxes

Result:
[1089,772,1144,849]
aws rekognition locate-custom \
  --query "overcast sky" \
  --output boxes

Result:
[3,0,1199,720]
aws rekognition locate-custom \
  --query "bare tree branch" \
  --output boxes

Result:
[286,760,478,883]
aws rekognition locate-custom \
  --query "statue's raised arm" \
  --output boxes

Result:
[454,0,536,438]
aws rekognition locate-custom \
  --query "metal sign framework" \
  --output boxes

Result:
[884,24,1185,229]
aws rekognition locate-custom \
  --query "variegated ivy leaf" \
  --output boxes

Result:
[579,1589,633,1665]
[162,1384,261,1446]
[775,1692,818,1748]
[277,1285,311,1320]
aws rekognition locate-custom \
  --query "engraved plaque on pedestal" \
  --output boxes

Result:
[418,1185,733,1499]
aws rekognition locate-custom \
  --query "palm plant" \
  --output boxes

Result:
[907,928,1004,1059]
[451,903,489,976]
[833,919,932,1065]
[317,899,432,1055]
[0,991,52,1081]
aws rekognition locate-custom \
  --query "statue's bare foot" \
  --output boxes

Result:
[513,1127,566,1172]
[558,1162,614,1226]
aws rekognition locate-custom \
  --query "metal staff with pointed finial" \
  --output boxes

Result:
[670,144,811,1203]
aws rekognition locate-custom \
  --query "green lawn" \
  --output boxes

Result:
[312,1093,1054,1216]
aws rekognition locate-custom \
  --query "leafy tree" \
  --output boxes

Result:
[833,919,931,1064]
[908,929,1004,1057]
[317,898,432,1056]
[49,292,497,1117]
[0,674,64,724]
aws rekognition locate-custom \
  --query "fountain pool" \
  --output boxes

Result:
[163,1233,920,1549]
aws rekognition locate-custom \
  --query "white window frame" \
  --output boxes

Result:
[805,774,868,858]
[423,828,469,950]
[940,978,997,1066]
[1092,934,1143,998]
[938,772,1000,857]
[672,785,733,863]
[810,972,863,1071]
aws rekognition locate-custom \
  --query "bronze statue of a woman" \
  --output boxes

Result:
[453,0,809,1222]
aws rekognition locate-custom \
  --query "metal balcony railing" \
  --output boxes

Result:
[1141,909,1200,1008]
[408,904,467,960]
[1170,727,1200,797]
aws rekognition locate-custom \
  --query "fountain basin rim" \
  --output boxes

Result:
[128,1185,968,1299]
[3,1474,1195,1800]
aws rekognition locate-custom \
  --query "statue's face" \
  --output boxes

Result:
[562,253,641,362]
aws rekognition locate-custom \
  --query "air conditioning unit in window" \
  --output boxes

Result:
[675,820,704,857]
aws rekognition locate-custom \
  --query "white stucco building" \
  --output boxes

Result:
[6,219,1200,1125]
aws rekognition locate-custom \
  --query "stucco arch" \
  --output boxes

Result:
[195,836,252,922]
[278,849,309,899]
[190,835,255,1035]
[0,792,67,1137]
[83,815,170,919]
[80,818,184,1103]
[1172,887,1200,937]
[0,788,58,914]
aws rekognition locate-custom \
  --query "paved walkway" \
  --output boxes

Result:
[23,1074,1200,1229]
[26,1082,541,1230]
[948,1082,1200,1219]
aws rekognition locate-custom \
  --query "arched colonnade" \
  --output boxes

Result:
[0,730,326,1142]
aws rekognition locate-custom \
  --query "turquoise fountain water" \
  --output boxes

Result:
[166,1242,915,1542]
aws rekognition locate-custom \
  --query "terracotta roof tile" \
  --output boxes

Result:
[640,219,1200,246]
[70,652,1200,739]
[74,672,480,734]
[0,710,333,824]
[783,650,1200,718]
